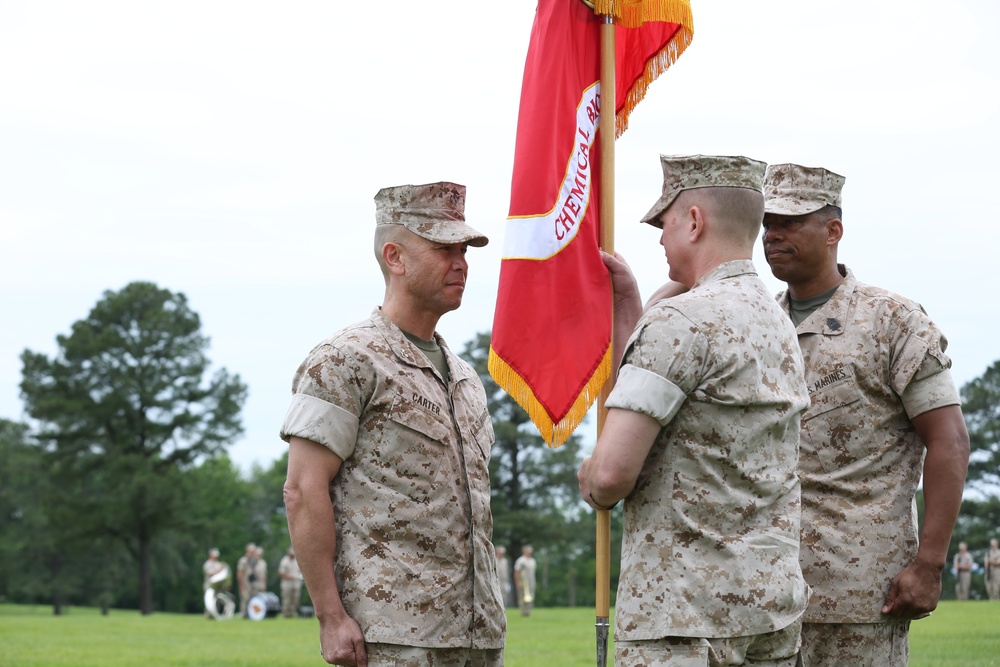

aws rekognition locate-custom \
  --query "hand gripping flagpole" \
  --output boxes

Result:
[595,8,616,667]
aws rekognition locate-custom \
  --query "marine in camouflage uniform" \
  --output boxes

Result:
[761,163,970,667]
[281,182,504,667]
[278,547,303,618]
[985,539,1000,601]
[251,546,267,596]
[202,548,227,619]
[494,546,510,608]
[513,545,537,617]
[236,543,257,618]
[953,543,974,600]
[580,155,810,667]
[202,548,225,591]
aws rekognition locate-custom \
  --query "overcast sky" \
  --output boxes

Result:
[2,0,998,474]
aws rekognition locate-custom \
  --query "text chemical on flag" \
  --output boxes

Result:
[490,0,694,448]
[502,84,601,260]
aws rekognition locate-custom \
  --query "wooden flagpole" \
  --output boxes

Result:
[595,10,616,667]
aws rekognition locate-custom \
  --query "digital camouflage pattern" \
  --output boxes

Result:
[365,644,503,667]
[779,266,961,623]
[606,260,810,640]
[374,181,489,247]
[640,154,766,225]
[799,620,910,667]
[615,619,801,667]
[280,308,505,649]
[763,163,845,216]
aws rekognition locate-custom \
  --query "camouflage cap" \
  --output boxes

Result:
[640,154,767,226]
[763,163,845,216]
[374,181,488,247]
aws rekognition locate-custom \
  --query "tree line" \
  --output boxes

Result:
[0,282,617,615]
[1,281,998,613]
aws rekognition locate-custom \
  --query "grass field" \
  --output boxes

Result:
[1,601,999,666]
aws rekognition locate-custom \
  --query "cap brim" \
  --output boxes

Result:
[763,197,826,216]
[640,204,664,227]
[461,234,489,247]
[411,221,489,247]
[640,194,675,227]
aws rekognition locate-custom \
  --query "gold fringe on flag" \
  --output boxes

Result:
[593,0,695,137]
[488,345,613,449]
[594,0,693,27]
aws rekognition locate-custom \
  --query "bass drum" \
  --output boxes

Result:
[247,591,281,621]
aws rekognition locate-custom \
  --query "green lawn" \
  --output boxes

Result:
[1,601,998,666]
[908,600,1000,666]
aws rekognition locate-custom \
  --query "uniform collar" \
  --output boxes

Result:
[692,259,758,290]
[368,308,476,383]
[779,264,854,335]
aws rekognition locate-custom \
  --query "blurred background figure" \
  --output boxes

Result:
[202,548,234,620]
[986,539,1000,601]
[954,542,974,600]
[278,546,303,618]
[252,545,268,598]
[236,542,257,618]
[514,545,536,617]
[495,546,510,607]
[203,549,225,591]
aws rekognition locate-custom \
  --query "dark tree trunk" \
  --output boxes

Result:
[51,551,62,616]
[139,533,153,615]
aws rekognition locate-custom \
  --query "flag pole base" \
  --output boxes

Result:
[596,616,610,667]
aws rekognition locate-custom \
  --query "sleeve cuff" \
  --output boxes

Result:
[280,393,360,460]
[605,364,686,426]
[901,370,961,419]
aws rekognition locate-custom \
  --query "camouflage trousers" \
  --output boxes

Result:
[797,621,909,667]
[955,571,972,600]
[988,573,1000,601]
[615,619,801,666]
[280,580,301,617]
[364,643,503,667]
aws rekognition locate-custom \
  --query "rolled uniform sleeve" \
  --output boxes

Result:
[901,372,961,420]
[606,365,686,426]
[889,309,961,419]
[279,341,367,461]
[607,305,709,424]
[280,394,359,461]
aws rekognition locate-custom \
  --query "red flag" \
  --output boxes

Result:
[609,0,695,136]
[489,0,693,447]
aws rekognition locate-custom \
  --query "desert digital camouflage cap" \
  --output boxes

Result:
[374,181,488,247]
[640,154,767,226]
[763,163,845,216]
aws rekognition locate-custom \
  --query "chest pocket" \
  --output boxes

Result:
[375,391,457,497]
[801,365,868,473]
[387,391,452,443]
[470,408,495,462]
